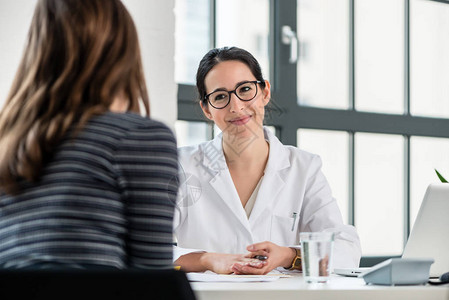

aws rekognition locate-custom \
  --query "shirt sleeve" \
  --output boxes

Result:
[172,177,207,262]
[114,121,178,269]
[300,155,362,269]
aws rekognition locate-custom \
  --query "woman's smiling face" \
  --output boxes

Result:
[201,60,271,138]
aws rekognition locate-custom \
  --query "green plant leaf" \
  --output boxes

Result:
[435,169,448,183]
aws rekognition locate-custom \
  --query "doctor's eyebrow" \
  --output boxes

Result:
[208,80,257,94]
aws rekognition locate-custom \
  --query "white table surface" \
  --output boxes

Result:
[190,273,449,300]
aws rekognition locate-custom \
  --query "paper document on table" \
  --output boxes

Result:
[187,270,291,282]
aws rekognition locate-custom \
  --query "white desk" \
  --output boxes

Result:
[190,274,449,300]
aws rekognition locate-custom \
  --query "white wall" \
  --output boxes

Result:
[0,0,34,110]
[0,0,177,129]
[123,0,177,128]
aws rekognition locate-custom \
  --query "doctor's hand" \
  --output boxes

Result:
[230,241,296,275]
[200,252,267,274]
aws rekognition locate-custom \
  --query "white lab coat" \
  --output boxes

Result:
[174,127,361,269]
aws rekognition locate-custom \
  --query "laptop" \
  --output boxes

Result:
[335,183,449,278]
[402,183,449,278]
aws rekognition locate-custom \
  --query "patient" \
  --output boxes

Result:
[0,0,178,269]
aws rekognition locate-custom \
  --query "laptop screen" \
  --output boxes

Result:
[402,183,449,277]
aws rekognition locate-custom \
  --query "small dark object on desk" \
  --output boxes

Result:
[254,255,268,261]
[428,272,449,285]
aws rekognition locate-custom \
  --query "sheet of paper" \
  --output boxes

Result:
[186,270,292,282]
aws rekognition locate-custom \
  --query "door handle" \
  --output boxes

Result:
[281,25,299,64]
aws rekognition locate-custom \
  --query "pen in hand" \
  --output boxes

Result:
[240,255,268,267]
[254,255,268,261]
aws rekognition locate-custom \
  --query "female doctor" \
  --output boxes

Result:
[174,47,361,274]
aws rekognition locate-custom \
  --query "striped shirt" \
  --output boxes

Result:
[0,112,178,269]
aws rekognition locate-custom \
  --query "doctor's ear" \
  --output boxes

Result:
[261,80,271,106]
[200,102,213,120]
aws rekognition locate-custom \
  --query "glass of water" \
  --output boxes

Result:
[300,232,335,283]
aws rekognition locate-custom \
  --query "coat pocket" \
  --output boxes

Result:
[270,213,298,246]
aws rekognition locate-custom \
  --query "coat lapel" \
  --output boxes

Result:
[202,134,252,235]
[248,128,290,225]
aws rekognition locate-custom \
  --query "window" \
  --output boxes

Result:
[176,0,449,266]
[410,0,449,118]
[174,0,211,85]
[297,129,350,224]
[297,0,349,109]
[354,0,404,114]
[216,0,270,79]
[354,133,404,256]
[175,121,211,147]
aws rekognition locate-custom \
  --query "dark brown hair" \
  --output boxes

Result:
[0,0,149,193]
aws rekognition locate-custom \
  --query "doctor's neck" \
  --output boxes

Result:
[222,128,269,168]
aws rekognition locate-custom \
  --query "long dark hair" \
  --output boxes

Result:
[196,47,266,106]
[0,0,149,193]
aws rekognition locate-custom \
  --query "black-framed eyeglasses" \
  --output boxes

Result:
[204,80,262,109]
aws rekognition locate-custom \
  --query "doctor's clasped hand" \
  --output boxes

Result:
[232,242,297,275]
[177,251,267,274]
